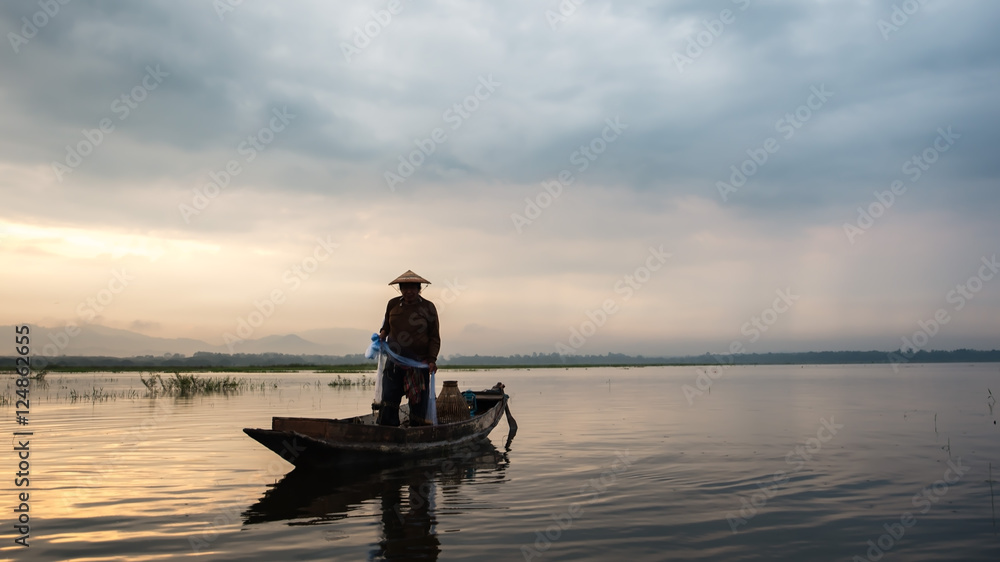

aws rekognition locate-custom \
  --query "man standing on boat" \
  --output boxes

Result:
[376,270,441,426]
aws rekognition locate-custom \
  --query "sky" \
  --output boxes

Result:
[1,0,998,358]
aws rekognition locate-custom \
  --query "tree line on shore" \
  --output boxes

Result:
[4,348,999,371]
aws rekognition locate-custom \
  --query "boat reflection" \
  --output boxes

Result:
[243,440,511,560]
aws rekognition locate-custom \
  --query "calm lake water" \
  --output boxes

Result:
[2,364,1000,561]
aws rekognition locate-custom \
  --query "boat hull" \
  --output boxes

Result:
[244,391,508,468]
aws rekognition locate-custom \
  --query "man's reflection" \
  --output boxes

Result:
[375,473,439,560]
[244,440,511,560]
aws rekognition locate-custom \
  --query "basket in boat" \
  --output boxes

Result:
[437,380,471,423]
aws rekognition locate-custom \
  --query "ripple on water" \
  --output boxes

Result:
[4,366,1000,560]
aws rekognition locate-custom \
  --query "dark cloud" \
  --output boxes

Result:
[3,1,996,210]
[1,0,998,353]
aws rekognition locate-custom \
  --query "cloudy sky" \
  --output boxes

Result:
[1,0,998,357]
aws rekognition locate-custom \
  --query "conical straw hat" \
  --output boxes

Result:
[389,270,431,285]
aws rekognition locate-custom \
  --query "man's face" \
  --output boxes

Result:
[400,283,420,302]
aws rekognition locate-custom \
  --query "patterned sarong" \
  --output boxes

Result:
[403,367,425,404]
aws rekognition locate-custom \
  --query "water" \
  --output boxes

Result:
[2,364,999,561]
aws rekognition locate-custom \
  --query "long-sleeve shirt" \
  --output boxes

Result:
[380,296,441,363]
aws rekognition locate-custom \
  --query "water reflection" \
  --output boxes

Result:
[243,441,511,560]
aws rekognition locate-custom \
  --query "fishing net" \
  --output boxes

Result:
[366,333,437,424]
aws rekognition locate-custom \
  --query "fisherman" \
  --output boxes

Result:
[376,270,441,426]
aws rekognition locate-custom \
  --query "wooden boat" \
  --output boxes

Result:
[243,442,509,525]
[243,383,515,468]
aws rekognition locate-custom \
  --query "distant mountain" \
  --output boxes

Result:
[7,324,1000,367]
[232,334,329,355]
[295,327,373,353]
[2,324,365,357]
[8,348,1000,371]
[10,324,217,356]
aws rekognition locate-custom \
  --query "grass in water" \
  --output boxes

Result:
[327,374,375,388]
[68,386,142,402]
[141,372,250,397]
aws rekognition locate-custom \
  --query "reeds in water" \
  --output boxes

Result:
[68,386,142,402]
[327,374,375,388]
[141,372,249,396]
